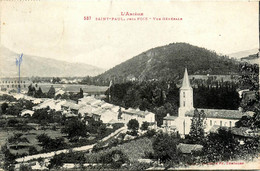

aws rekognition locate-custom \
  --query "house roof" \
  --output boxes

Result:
[185,108,250,119]
[163,115,178,120]
[92,108,106,116]
[62,101,82,110]
[122,108,155,117]
[177,143,203,154]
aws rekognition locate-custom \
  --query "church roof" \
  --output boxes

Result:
[181,68,191,89]
[185,108,249,119]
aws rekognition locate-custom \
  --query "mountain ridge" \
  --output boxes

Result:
[0,46,105,77]
[228,48,259,59]
[95,43,241,83]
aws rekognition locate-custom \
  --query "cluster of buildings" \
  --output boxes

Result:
[16,93,156,126]
[0,77,31,92]
[162,68,253,136]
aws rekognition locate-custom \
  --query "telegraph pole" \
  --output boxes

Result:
[16,53,23,93]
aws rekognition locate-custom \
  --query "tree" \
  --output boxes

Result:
[99,150,129,169]
[79,88,83,98]
[1,102,8,114]
[35,87,44,98]
[127,119,139,132]
[47,85,55,98]
[152,132,180,163]
[236,103,260,129]
[48,153,65,169]
[140,121,149,131]
[202,128,239,162]
[61,118,88,139]
[187,109,206,144]
[37,134,66,152]
[27,84,36,96]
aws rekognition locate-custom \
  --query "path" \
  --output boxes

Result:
[15,126,127,163]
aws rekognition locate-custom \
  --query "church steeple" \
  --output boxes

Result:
[178,68,194,117]
[181,68,191,89]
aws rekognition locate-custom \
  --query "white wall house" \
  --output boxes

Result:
[121,108,156,125]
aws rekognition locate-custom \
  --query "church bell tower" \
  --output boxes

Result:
[178,68,194,117]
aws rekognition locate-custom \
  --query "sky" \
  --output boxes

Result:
[1,0,259,69]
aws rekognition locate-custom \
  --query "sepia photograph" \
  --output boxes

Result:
[0,0,259,170]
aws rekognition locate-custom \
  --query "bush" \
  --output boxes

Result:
[144,129,156,137]
[7,119,19,127]
[99,150,129,169]
[141,121,149,131]
[127,119,139,131]
[28,146,38,155]
[48,153,65,169]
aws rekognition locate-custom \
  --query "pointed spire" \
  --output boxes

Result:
[181,68,191,89]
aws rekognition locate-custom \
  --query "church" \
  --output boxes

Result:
[163,68,251,136]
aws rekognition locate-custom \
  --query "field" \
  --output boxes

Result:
[85,137,154,162]
[21,83,108,93]
[0,128,67,160]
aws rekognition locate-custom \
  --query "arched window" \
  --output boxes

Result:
[183,101,185,107]
[220,121,222,126]
[183,92,185,98]
[210,120,212,126]
[229,121,232,127]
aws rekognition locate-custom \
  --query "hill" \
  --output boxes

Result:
[241,54,259,65]
[96,43,240,83]
[228,48,259,59]
[0,46,105,77]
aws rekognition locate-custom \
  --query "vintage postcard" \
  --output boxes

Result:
[0,0,259,170]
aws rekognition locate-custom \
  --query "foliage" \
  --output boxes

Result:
[27,84,36,96]
[52,77,61,84]
[37,133,67,152]
[28,146,38,155]
[47,85,55,98]
[202,128,239,162]
[8,133,29,144]
[61,118,88,139]
[122,161,153,170]
[236,103,260,129]
[94,43,239,85]
[1,102,8,114]
[1,144,16,171]
[144,129,156,138]
[86,137,153,163]
[0,94,17,102]
[105,80,240,126]
[152,132,180,163]
[48,153,65,169]
[31,107,64,125]
[140,121,149,130]
[237,63,259,128]
[7,119,20,127]
[194,83,240,110]
[19,164,32,171]
[186,109,206,144]
[99,150,129,169]
[127,119,139,132]
[239,63,259,91]
[35,87,44,98]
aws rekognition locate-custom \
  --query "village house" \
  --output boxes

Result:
[121,108,156,125]
[20,109,34,117]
